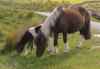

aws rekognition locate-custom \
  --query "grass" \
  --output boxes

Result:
[0,0,100,69]
[0,33,100,69]
[0,4,44,55]
[91,17,100,23]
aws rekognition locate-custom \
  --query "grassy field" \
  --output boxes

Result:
[0,0,100,69]
[0,33,100,69]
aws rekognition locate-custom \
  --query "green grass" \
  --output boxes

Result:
[0,33,100,69]
[0,1,100,69]
[91,17,100,23]
[0,4,44,57]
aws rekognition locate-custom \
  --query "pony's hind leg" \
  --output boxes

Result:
[50,33,58,55]
[77,35,84,48]
[63,33,70,53]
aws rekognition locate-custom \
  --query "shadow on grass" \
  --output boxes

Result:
[0,44,17,55]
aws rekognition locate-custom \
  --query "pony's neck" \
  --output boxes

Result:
[41,22,51,38]
[40,7,63,38]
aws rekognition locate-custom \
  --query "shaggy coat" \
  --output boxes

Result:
[16,25,41,53]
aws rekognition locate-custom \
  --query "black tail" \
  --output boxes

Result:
[16,30,33,53]
[75,6,91,40]
[80,11,91,40]
[83,15,91,40]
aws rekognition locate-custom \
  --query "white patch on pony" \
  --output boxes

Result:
[63,41,70,53]
[77,35,84,48]
[29,27,37,38]
[47,37,53,52]
[41,7,63,38]
[50,46,58,55]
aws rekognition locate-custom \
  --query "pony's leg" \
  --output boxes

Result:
[30,42,34,54]
[63,33,70,53]
[47,37,53,52]
[24,40,33,55]
[50,33,58,55]
[77,35,84,48]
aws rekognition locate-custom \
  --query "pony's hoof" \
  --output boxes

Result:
[63,48,70,53]
[50,47,58,55]
[50,50,58,55]
[63,51,68,54]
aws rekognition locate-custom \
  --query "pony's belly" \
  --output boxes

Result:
[67,22,83,33]
[67,30,78,33]
[67,28,79,33]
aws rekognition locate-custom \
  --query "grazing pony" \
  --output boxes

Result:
[16,24,53,55]
[35,6,91,57]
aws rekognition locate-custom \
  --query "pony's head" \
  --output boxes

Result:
[35,6,63,57]
[35,31,48,57]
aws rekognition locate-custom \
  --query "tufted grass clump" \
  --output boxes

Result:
[1,15,43,54]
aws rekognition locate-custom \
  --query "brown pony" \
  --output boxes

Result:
[35,6,91,57]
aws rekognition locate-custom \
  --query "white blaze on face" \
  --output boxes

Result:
[29,27,37,38]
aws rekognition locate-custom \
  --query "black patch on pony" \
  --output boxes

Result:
[16,30,33,53]
[35,25,41,33]
[35,31,48,57]
[16,25,42,53]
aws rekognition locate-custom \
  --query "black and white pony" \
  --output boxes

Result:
[35,6,91,57]
[16,24,53,55]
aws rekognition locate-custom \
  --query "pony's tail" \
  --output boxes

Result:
[81,14,91,40]
[16,30,33,53]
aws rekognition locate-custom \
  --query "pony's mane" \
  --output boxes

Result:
[41,6,63,37]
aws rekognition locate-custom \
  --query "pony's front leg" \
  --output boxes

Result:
[50,33,58,55]
[63,33,70,53]
[47,37,53,52]
[77,35,84,48]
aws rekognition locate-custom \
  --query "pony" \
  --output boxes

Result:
[35,5,91,57]
[16,24,53,55]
